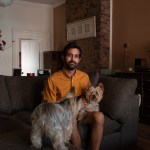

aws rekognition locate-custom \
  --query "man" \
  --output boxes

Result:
[42,42,104,150]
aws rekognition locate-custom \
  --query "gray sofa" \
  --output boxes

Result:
[0,70,139,150]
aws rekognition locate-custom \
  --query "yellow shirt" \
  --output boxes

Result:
[42,69,90,103]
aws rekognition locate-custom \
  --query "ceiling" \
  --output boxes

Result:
[21,0,64,5]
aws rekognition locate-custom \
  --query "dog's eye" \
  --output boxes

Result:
[95,91,99,95]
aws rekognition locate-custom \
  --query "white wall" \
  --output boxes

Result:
[0,0,53,75]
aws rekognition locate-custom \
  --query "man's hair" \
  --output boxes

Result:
[62,42,82,57]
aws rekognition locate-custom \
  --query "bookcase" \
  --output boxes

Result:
[43,51,63,74]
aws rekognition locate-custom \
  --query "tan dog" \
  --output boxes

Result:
[77,82,104,121]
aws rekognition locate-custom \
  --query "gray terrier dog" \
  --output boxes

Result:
[30,87,82,150]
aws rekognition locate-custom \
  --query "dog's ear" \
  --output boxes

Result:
[89,82,93,88]
[63,87,75,99]
[97,82,104,92]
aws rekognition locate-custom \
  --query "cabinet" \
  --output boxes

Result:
[43,51,63,74]
[115,72,150,124]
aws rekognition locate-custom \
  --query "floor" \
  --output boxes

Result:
[137,123,150,150]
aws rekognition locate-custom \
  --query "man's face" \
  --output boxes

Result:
[63,48,81,70]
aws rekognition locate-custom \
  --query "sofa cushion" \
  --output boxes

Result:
[5,76,46,112]
[103,115,121,135]
[0,75,11,114]
[0,118,30,135]
[78,115,121,138]
[14,110,32,125]
[0,130,81,150]
[0,130,31,150]
[77,115,121,149]
[99,76,137,122]
[100,132,120,150]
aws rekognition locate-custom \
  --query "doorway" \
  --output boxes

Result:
[12,28,50,76]
[20,39,40,76]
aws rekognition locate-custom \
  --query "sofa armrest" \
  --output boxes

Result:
[99,75,138,123]
[120,94,139,149]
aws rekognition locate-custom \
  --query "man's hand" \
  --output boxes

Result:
[82,99,88,109]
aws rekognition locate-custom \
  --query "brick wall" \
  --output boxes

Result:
[66,0,110,72]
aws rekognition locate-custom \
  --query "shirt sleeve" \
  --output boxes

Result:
[42,77,57,103]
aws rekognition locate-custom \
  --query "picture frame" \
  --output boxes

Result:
[67,16,96,41]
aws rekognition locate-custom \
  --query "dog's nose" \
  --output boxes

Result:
[92,95,96,99]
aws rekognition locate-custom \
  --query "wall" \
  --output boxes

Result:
[54,3,67,51]
[0,0,52,75]
[55,0,150,72]
[66,0,110,72]
[112,0,150,71]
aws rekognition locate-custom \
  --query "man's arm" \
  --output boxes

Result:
[42,78,57,103]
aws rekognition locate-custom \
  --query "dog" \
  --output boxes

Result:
[77,82,104,121]
[30,87,82,150]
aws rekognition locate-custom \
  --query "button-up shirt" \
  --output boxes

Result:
[42,69,90,103]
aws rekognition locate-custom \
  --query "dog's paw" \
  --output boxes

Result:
[30,144,42,149]
[30,145,40,149]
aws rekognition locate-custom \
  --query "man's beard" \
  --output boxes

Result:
[64,61,78,70]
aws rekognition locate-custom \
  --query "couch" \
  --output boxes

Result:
[0,70,139,150]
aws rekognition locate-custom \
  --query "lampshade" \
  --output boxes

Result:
[0,0,13,7]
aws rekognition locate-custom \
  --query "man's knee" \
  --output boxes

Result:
[93,112,104,125]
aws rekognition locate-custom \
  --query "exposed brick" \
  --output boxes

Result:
[66,0,110,72]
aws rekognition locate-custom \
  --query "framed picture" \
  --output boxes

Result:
[67,16,96,41]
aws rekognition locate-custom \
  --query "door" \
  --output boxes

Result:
[21,39,40,76]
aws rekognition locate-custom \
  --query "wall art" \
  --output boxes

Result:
[67,16,96,41]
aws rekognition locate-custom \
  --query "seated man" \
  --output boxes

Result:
[42,42,104,150]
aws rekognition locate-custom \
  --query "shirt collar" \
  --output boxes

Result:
[62,68,77,78]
